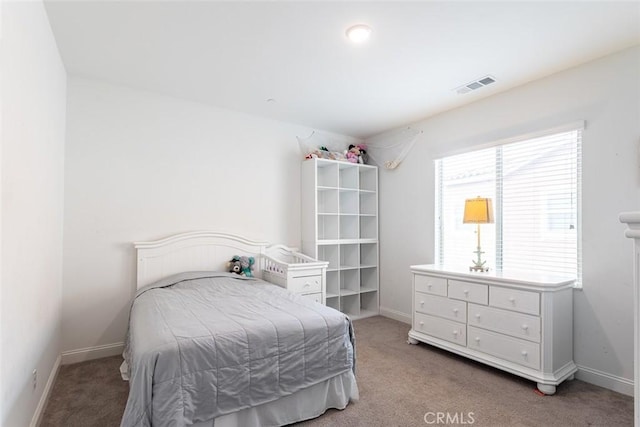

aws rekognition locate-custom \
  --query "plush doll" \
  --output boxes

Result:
[240,256,255,277]
[228,255,255,277]
[305,148,346,161]
[346,145,360,163]
[227,257,243,275]
[355,144,368,164]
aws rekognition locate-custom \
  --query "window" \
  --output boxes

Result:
[435,125,582,282]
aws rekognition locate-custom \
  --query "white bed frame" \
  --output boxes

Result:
[134,231,271,288]
[131,230,358,427]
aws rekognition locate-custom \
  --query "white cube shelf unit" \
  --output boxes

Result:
[301,158,379,319]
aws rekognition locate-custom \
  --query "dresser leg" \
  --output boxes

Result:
[407,336,419,345]
[567,374,575,381]
[536,383,556,395]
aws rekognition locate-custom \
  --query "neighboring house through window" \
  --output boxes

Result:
[435,123,582,284]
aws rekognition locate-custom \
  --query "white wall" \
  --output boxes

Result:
[379,46,640,393]
[1,1,67,426]
[62,77,356,355]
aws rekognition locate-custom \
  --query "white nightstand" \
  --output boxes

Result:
[263,245,328,304]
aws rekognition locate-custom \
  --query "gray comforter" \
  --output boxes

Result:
[121,272,355,427]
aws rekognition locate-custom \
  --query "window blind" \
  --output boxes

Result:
[435,128,582,281]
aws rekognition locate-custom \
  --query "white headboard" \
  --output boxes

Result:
[134,231,270,288]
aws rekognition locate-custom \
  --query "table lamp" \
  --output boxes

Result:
[463,197,494,272]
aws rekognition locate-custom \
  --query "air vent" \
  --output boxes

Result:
[455,75,496,95]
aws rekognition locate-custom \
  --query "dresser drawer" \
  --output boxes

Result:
[414,274,447,296]
[292,268,324,278]
[288,275,322,294]
[414,313,466,346]
[300,292,322,304]
[490,287,540,315]
[448,280,488,305]
[415,292,467,323]
[468,326,540,370]
[468,303,541,343]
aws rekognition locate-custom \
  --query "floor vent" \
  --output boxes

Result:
[456,75,496,94]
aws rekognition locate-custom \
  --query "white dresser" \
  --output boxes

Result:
[408,264,577,394]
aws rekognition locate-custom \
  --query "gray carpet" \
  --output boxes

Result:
[41,316,633,426]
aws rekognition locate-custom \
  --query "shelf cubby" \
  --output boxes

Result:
[340,269,360,295]
[340,243,359,268]
[360,216,378,240]
[339,163,359,189]
[318,244,339,270]
[318,214,339,240]
[317,188,339,214]
[359,191,377,216]
[360,243,377,267]
[326,270,340,297]
[360,267,378,292]
[359,167,377,192]
[339,215,359,240]
[326,296,340,311]
[360,292,378,318]
[317,161,338,187]
[340,190,359,214]
[341,294,361,317]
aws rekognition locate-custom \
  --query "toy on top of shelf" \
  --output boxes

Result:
[345,145,359,163]
[356,144,368,164]
[346,144,368,164]
[304,147,347,161]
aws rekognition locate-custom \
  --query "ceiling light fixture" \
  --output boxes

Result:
[346,24,372,43]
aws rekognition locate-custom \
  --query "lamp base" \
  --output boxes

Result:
[469,265,489,273]
[470,238,489,272]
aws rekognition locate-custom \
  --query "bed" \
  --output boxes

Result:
[120,231,358,427]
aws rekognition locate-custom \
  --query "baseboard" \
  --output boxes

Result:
[379,306,411,324]
[30,355,61,427]
[61,342,124,365]
[575,364,634,396]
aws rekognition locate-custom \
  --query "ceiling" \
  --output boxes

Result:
[44,1,640,138]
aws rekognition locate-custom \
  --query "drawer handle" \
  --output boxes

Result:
[521,350,528,357]
[304,283,311,288]
[427,284,433,289]
[509,297,516,303]
[475,337,480,343]
[475,314,481,320]
[419,321,424,326]
[521,324,529,331]
[452,308,459,314]
[420,301,425,306]
[452,330,458,336]
[463,289,469,295]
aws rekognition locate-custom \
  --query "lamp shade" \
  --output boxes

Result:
[463,197,494,224]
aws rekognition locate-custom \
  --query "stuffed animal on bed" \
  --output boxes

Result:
[228,257,243,275]
[228,255,255,277]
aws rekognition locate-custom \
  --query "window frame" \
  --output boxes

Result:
[434,122,583,287]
